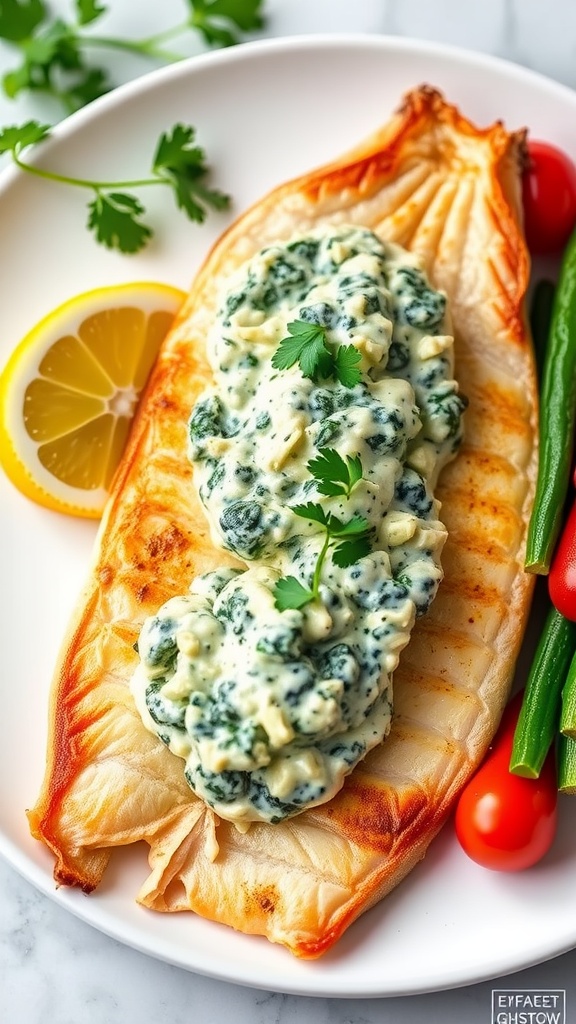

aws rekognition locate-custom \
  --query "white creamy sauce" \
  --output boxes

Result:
[131,225,466,825]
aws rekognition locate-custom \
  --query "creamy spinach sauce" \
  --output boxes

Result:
[131,225,466,826]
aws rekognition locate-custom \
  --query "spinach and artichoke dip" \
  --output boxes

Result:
[130,225,466,827]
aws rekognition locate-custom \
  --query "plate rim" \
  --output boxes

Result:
[1,31,576,998]
[2,30,576,192]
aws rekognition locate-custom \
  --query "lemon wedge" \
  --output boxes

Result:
[0,281,186,517]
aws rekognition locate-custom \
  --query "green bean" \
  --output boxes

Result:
[529,278,555,378]
[525,228,576,573]
[557,733,576,793]
[560,647,576,738]
[510,605,576,777]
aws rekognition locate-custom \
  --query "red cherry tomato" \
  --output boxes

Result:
[454,693,558,871]
[522,140,576,254]
[549,495,576,621]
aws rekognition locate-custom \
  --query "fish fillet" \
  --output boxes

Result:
[28,86,538,958]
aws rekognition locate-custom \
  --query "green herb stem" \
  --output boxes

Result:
[81,32,185,64]
[13,154,162,192]
[135,18,193,50]
[1,120,230,254]
[273,452,372,611]
[311,531,331,601]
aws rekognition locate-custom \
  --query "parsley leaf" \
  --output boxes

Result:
[2,65,29,99]
[307,448,363,498]
[273,576,314,612]
[24,17,82,71]
[187,0,264,47]
[333,343,362,387]
[75,0,106,26]
[1,13,110,109]
[87,192,152,253]
[272,320,362,388]
[330,512,370,537]
[3,120,229,253]
[152,124,231,223]
[271,321,328,377]
[0,0,265,115]
[0,0,46,42]
[291,501,330,528]
[0,119,50,153]
[66,66,108,109]
[333,534,372,568]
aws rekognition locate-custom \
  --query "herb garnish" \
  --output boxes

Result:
[0,0,265,114]
[271,320,362,388]
[0,120,230,252]
[273,449,371,611]
[307,448,363,499]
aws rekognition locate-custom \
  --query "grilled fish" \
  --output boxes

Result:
[28,86,537,958]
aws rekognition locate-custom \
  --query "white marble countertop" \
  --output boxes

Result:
[2,2,576,1022]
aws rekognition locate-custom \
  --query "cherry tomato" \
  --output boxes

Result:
[549,495,576,621]
[548,466,576,621]
[454,693,558,871]
[522,140,576,254]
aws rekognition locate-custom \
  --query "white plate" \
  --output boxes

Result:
[1,34,576,999]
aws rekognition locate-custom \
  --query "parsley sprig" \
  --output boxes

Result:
[0,0,265,115]
[0,120,230,252]
[271,320,362,388]
[274,507,371,611]
[274,448,371,612]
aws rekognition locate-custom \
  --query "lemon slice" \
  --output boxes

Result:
[0,281,186,518]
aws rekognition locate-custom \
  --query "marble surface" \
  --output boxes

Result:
[2,1,576,1021]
